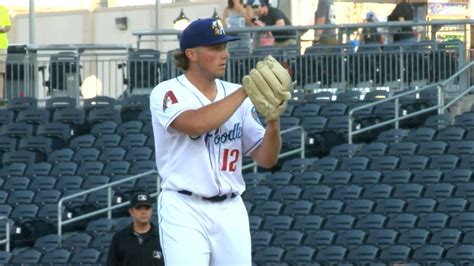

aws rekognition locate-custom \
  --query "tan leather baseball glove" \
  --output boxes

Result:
[242,55,292,122]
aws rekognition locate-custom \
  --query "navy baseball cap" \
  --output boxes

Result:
[130,191,152,208]
[179,18,240,51]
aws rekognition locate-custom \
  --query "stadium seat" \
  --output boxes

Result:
[369,156,399,171]
[308,157,339,172]
[69,248,101,264]
[50,161,78,176]
[103,161,131,177]
[11,203,39,222]
[399,155,429,170]
[375,198,406,214]
[11,248,42,264]
[354,214,387,230]
[63,232,92,250]
[437,198,468,213]
[45,96,76,116]
[86,108,119,128]
[252,201,284,216]
[280,158,315,173]
[119,133,147,148]
[33,189,62,205]
[29,176,57,191]
[378,245,411,262]
[7,190,35,204]
[242,173,265,187]
[406,198,437,213]
[282,200,313,216]
[55,175,83,190]
[339,156,370,171]
[332,184,363,200]
[366,229,398,247]
[424,113,452,129]
[3,176,31,191]
[25,162,53,177]
[343,199,375,214]
[387,141,418,156]
[272,186,302,201]
[291,104,320,118]
[249,216,263,232]
[304,230,335,246]
[413,169,443,183]
[251,230,273,250]
[253,246,285,263]
[320,102,348,117]
[40,248,71,264]
[90,233,113,250]
[362,184,393,199]
[129,160,156,175]
[116,120,143,136]
[431,228,462,247]
[445,245,474,263]
[435,126,465,141]
[120,95,149,122]
[94,134,122,149]
[315,245,347,263]
[34,234,62,252]
[272,230,305,247]
[72,147,100,163]
[376,129,408,143]
[358,142,388,157]
[334,229,366,246]
[417,140,448,155]
[301,185,331,201]
[313,200,344,215]
[292,171,322,186]
[82,175,109,189]
[100,147,127,162]
[7,96,38,113]
[52,108,85,133]
[301,116,327,133]
[382,169,412,184]
[386,213,418,229]
[68,134,96,150]
[417,212,449,230]
[86,218,117,234]
[0,162,27,177]
[322,170,352,184]
[393,183,424,199]
[429,154,460,170]
[262,215,294,231]
[0,204,12,217]
[16,108,49,126]
[324,214,355,230]
[398,228,430,247]
[90,121,118,136]
[260,172,293,188]
[449,212,474,229]
[283,246,315,263]
[448,140,474,155]
[412,245,444,262]
[2,150,37,165]
[352,170,382,184]
[443,169,472,183]
[0,109,14,127]
[346,245,378,262]
[424,183,455,198]
[329,143,359,158]
[293,215,324,231]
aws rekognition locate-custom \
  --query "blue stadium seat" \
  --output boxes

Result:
[313,200,344,215]
[304,230,335,247]
[242,185,273,202]
[435,126,465,141]
[448,140,474,155]
[11,248,42,264]
[375,198,407,214]
[369,156,399,171]
[0,109,14,127]
[346,245,379,262]
[52,108,85,133]
[249,216,263,232]
[283,246,316,263]
[366,229,398,247]
[417,140,448,155]
[63,232,92,250]
[382,170,412,184]
[45,96,76,115]
[386,213,418,229]
[424,113,452,129]
[315,245,347,263]
[332,185,363,200]
[324,215,355,230]
[413,169,443,183]
[252,201,284,216]
[34,234,62,252]
[352,170,382,184]
[322,170,352,184]
[7,96,38,114]
[2,150,37,165]
[16,108,49,126]
[417,212,449,230]
[86,218,117,234]
[3,176,31,191]
[68,134,95,150]
[320,102,348,117]
[431,228,462,247]
[253,246,285,263]
[443,169,472,183]
[103,161,131,177]
[0,162,27,177]
[301,185,331,201]
[406,198,437,213]
[272,185,303,201]
[334,229,366,247]
[119,133,147,148]
[358,142,388,157]
[50,161,78,176]
[262,215,294,232]
[398,228,430,247]
[90,121,118,136]
[412,245,444,262]
[309,157,339,172]
[354,214,387,230]
[344,199,375,214]
[55,175,83,190]
[242,173,265,187]
[116,120,143,136]
[292,171,322,186]
[94,134,122,149]
[282,200,314,216]
[72,147,100,163]
[424,183,455,198]
[293,103,321,118]
[329,143,359,158]
[446,245,474,263]
[378,245,411,262]
[280,158,315,173]
[48,148,74,163]
[90,233,113,250]
[251,230,273,250]
[25,162,53,177]
[393,183,424,199]
[7,190,35,205]
[40,248,71,264]
[429,154,460,170]
[272,230,305,247]
[449,212,474,229]
[11,203,39,222]
[29,176,57,191]
[293,215,324,231]
[259,172,293,188]
[362,184,393,199]
[339,156,370,171]
[69,248,101,264]
[399,155,429,170]
[376,129,408,143]
[100,147,127,162]
[387,141,418,156]
[437,198,468,213]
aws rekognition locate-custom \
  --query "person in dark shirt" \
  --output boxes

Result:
[107,191,163,266]
[313,0,337,45]
[387,0,415,42]
[254,0,296,47]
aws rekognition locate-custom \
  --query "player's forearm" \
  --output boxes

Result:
[171,88,247,135]
[252,120,281,168]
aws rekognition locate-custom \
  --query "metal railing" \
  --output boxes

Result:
[57,170,159,236]
[0,217,10,252]
[348,61,474,144]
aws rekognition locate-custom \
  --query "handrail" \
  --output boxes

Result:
[242,126,305,172]
[348,61,474,144]
[0,217,10,252]
[57,170,159,236]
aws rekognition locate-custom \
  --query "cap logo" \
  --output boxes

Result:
[211,20,225,36]
[138,195,147,201]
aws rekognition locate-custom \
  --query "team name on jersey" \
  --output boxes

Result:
[205,123,242,145]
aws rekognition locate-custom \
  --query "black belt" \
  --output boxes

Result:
[178,190,237,202]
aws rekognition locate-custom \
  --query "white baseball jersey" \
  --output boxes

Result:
[150,74,265,197]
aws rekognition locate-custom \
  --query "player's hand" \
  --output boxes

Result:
[242,55,292,122]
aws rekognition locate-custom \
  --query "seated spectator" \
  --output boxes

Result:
[253,0,297,47]
[222,0,254,49]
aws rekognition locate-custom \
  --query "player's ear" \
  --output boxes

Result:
[185,48,198,61]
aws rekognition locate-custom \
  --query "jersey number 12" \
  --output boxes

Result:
[221,149,239,172]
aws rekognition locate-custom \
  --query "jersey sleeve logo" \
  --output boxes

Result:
[163,90,178,111]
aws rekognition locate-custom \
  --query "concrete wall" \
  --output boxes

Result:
[9,2,226,51]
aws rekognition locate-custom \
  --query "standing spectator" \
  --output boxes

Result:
[387,0,415,43]
[313,0,337,45]
[222,0,254,49]
[359,12,383,47]
[107,191,163,266]
[0,5,11,99]
[254,0,296,47]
